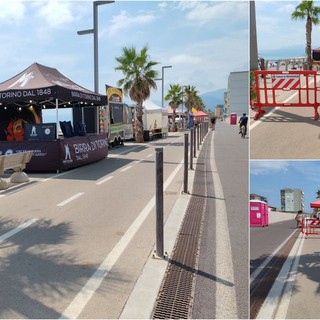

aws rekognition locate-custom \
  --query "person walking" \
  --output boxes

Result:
[295,209,303,228]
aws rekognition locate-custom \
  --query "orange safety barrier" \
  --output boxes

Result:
[251,70,320,120]
[300,218,320,239]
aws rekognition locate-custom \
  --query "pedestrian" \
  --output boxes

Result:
[295,210,303,228]
[210,116,216,130]
[238,113,248,135]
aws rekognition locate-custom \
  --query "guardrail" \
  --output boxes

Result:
[252,70,320,120]
[300,218,320,238]
[0,151,33,190]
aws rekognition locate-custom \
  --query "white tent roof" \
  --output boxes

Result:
[143,99,168,114]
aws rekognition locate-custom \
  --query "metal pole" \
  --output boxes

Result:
[93,3,99,93]
[183,133,188,193]
[197,125,200,150]
[190,128,193,170]
[193,124,197,158]
[161,68,164,109]
[161,66,172,108]
[155,147,164,258]
[250,1,258,70]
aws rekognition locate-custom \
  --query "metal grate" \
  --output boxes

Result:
[152,140,208,319]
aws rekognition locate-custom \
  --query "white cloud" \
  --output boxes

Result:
[177,1,248,25]
[0,0,25,24]
[250,161,289,175]
[108,10,155,37]
[158,2,168,11]
[34,1,76,29]
[169,54,201,65]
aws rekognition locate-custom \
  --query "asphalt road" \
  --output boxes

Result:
[192,120,249,319]
[250,219,297,277]
[0,134,187,319]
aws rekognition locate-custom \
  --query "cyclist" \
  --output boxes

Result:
[238,113,248,136]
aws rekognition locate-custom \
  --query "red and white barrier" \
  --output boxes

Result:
[300,218,320,238]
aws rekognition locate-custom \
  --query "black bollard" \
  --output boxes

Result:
[190,128,194,170]
[184,133,189,193]
[155,147,164,258]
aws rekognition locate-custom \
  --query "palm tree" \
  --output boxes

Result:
[291,0,320,70]
[316,189,320,199]
[183,85,199,127]
[165,84,184,132]
[184,85,198,112]
[193,95,205,111]
[115,46,159,142]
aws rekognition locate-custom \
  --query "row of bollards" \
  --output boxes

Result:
[155,122,209,258]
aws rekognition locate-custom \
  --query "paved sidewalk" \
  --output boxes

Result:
[285,232,320,319]
[257,230,320,319]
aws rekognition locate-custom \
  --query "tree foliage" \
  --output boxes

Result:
[292,0,320,70]
[115,46,159,142]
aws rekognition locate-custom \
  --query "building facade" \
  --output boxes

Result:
[280,188,304,212]
[225,71,249,116]
[250,193,268,203]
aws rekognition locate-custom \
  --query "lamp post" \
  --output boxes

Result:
[156,65,172,108]
[77,1,114,133]
[77,1,115,94]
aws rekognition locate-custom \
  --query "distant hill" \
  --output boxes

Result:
[200,88,226,111]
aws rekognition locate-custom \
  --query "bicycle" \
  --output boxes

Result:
[240,125,246,139]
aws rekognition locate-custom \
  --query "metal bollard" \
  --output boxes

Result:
[155,147,164,258]
[194,126,196,150]
[184,133,188,193]
[190,128,194,170]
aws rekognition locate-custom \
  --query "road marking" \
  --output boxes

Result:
[146,153,153,158]
[120,165,132,172]
[60,159,183,320]
[96,176,114,185]
[57,193,84,207]
[256,234,304,319]
[274,234,304,319]
[250,80,306,131]
[0,218,39,243]
[210,132,238,319]
[108,145,144,158]
[250,229,297,283]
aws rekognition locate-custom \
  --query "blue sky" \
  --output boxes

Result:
[250,161,320,212]
[0,0,248,116]
[256,1,320,59]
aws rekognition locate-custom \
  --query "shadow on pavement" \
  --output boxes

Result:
[0,217,129,318]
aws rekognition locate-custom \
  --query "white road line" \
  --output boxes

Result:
[108,145,144,158]
[120,165,132,172]
[250,229,297,283]
[60,159,183,320]
[146,153,153,158]
[0,218,39,243]
[57,193,84,207]
[96,176,114,185]
[274,235,304,319]
[257,234,304,319]
[251,77,313,131]
[211,133,238,319]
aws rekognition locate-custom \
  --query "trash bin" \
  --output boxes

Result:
[230,113,237,125]
[250,200,268,227]
[143,130,150,141]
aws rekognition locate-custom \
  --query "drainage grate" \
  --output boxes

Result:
[152,138,208,319]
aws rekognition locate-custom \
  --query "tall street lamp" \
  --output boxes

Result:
[157,65,172,109]
[77,1,114,133]
[250,1,258,70]
[77,1,115,93]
